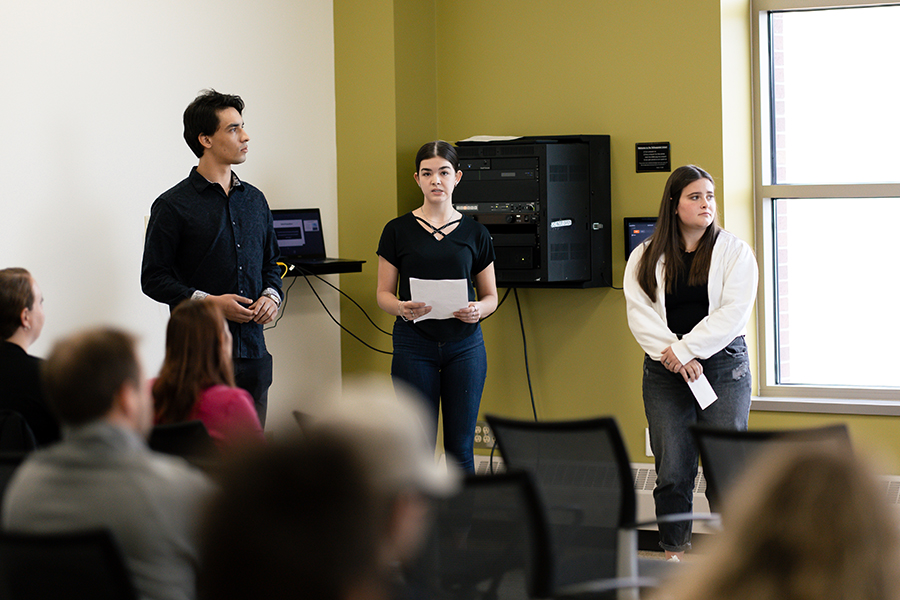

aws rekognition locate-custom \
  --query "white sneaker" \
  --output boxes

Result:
[666,555,681,563]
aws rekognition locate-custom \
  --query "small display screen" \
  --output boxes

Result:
[624,217,657,260]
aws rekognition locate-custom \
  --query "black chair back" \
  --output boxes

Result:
[485,415,634,593]
[691,423,852,512]
[409,470,553,600]
[149,420,219,470]
[0,529,138,600]
[0,410,37,452]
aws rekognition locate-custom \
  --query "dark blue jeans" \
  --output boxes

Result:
[391,322,487,473]
[234,353,273,427]
[643,336,751,552]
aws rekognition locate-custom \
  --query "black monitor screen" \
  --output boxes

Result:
[624,217,657,260]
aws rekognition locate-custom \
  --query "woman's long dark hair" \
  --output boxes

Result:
[153,299,235,424]
[636,165,720,300]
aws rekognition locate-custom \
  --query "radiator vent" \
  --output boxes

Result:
[885,480,900,505]
[473,454,505,476]
[633,463,707,495]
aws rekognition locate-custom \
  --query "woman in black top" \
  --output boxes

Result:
[0,268,61,446]
[377,141,498,472]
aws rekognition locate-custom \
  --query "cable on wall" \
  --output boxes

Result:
[513,288,538,422]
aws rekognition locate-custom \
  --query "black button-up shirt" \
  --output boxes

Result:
[141,167,282,359]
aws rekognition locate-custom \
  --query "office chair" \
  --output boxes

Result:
[486,415,707,600]
[691,423,852,512]
[148,420,220,472]
[0,410,37,452]
[0,529,138,600]
[409,470,553,600]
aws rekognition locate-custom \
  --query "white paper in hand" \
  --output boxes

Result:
[688,374,718,410]
[409,278,469,321]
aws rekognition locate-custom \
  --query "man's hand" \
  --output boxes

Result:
[208,294,255,323]
[249,295,278,324]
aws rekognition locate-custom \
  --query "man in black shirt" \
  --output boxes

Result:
[142,90,282,426]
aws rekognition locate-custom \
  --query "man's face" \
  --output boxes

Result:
[200,107,249,166]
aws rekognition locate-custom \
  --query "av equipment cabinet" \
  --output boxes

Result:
[453,135,611,288]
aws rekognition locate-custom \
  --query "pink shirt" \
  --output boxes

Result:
[189,385,266,451]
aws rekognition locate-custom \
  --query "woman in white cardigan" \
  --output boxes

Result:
[623,165,758,561]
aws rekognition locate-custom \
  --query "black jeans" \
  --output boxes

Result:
[234,353,273,427]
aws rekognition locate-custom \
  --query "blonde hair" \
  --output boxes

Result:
[657,447,900,600]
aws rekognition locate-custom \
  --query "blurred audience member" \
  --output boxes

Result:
[153,300,265,452]
[3,327,214,600]
[199,379,459,600]
[657,446,900,600]
[0,267,60,446]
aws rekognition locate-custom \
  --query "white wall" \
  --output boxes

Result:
[0,0,340,435]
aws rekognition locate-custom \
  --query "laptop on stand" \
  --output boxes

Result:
[271,208,365,275]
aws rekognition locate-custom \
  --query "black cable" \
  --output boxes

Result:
[481,287,511,320]
[599,270,622,290]
[288,265,393,336]
[265,269,512,359]
[489,441,499,475]
[263,276,297,331]
[513,288,538,421]
[299,273,393,355]
[265,264,393,353]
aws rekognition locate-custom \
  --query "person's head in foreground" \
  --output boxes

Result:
[657,446,900,600]
[43,327,151,436]
[198,379,459,600]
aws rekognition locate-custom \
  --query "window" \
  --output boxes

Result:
[753,0,900,410]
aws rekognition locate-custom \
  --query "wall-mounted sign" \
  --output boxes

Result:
[636,142,671,173]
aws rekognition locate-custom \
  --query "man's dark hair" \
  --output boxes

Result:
[42,328,141,426]
[183,89,245,158]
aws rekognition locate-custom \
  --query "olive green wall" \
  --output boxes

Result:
[335,0,900,470]
[431,0,738,462]
[334,0,397,378]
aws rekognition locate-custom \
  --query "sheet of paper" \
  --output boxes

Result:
[689,374,718,410]
[409,278,469,322]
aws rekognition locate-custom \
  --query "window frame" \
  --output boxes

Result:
[752,0,900,414]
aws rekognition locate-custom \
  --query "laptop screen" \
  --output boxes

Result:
[272,208,327,259]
